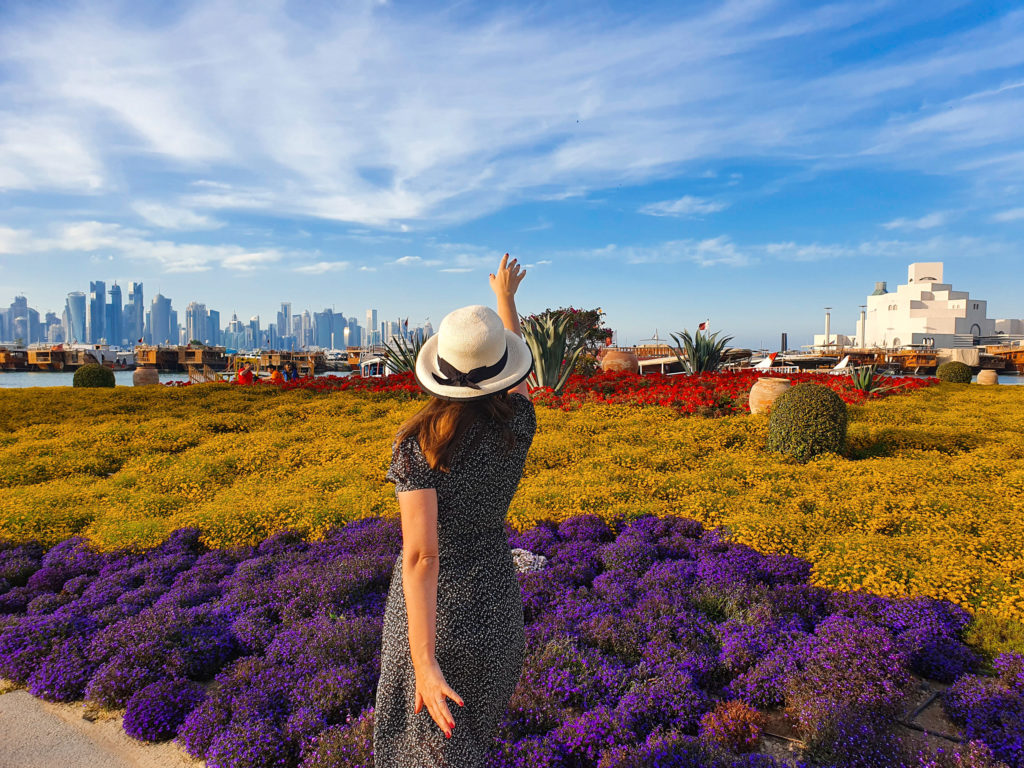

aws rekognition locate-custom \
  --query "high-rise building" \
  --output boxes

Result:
[185,302,208,344]
[150,294,172,345]
[249,316,261,349]
[347,317,361,347]
[65,292,87,343]
[313,309,335,348]
[208,310,221,346]
[278,303,291,341]
[125,282,144,343]
[107,283,123,346]
[87,280,106,343]
[365,309,378,346]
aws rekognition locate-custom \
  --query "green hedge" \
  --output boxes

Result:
[936,361,973,383]
[73,364,116,388]
[767,383,848,461]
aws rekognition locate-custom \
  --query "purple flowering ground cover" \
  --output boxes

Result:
[1,515,1022,768]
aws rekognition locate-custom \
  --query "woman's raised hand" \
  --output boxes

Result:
[489,253,526,298]
[413,661,464,739]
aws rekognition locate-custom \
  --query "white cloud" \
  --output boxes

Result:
[439,268,472,273]
[882,212,950,231]
[294,261,350,274]
[132,201,223,230]
[3,2,1022,227]
[639,195,729,218]
[993,207,1024,222]
[0,220,290,273]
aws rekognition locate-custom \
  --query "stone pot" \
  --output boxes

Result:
[977,369,999,385]
[601,349,640,374]
[133,366,160,386]
[749,377,791,415]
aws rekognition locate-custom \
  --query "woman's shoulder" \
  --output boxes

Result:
[509,392,536,433]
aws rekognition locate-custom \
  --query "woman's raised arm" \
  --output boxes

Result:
[489,253,530,399]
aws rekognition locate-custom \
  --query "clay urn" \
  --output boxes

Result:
[976,369,999,385]
[601,349,640,374]
[748,377,791,415]
[133,366,160,386]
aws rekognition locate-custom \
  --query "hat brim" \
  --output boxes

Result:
[415,330,534,401]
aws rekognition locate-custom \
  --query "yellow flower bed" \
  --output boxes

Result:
[1,382,1022,653]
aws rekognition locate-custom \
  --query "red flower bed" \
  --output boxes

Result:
[531,370,936,416]
[189,369,935,417]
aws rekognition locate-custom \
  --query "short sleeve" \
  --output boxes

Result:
[386,435,438,492]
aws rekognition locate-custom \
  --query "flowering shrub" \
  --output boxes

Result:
[1,515,1017,766]
[699,700,765,753]
[123,678,207,741]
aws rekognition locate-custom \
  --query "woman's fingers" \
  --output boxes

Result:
[443,684,465,708]
[413,691,423,714]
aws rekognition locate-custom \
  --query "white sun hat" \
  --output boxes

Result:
[415,305,533,400]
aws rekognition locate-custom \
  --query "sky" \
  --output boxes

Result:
[1,0,1023,349]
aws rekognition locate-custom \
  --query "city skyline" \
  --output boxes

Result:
[0,276,430,351]
[0,2,1022,347]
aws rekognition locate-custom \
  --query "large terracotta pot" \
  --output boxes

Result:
[601,349,639,374]
[133,366,160,386]
[977,369,999,385]
[748,377,791,415]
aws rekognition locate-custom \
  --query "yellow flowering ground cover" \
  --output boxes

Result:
[1,382,1022,654]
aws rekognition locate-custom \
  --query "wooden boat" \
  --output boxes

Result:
[27,347,67,371]
[134,345,182,371]
[886,350,938,375]
[989,346,1024,374]
[0,347,28,370]
[179,346,228,370]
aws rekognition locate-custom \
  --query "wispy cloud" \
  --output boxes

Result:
[293,261,350,275]
[882,212,950,231]
[0,221,290,273]
[639,196,729,218]
[993,207,1024,222]
[2,2,1021,229]
[132,201,223,230]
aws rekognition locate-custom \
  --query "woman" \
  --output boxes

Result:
[374,254,534,767]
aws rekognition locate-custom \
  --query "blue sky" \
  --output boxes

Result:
[1,0,1023,348]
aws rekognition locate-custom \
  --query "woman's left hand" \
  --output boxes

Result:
[413,660,464,738]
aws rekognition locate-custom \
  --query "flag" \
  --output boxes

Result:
[697,320,709,331]
[403,318,408,329]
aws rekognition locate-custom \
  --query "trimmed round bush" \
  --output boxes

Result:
[73,364,116,388]
[766,383,848,461]
[937,361,973,383]
[123,678,206,742]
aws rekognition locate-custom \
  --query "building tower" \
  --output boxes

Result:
[87,280,106,343]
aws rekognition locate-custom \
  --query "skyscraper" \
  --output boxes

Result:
[185,302,208,344]
[150,294,172,345]
[125,282,144,343]
[107,283,123,346]
[87,281,106,343]
[208,310,221,346]
[249,316,261,349]
[65,292,86,343]
[365,309,378,346]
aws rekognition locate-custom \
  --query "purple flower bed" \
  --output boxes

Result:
[0,516,1021,768]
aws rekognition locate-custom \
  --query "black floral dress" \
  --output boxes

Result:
[374,394,536,767]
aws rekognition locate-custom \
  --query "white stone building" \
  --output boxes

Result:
[853,262,1007,349]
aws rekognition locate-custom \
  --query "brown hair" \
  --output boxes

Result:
[396,393,516,472]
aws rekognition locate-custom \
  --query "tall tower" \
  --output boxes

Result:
[150,294,172,345]
[65,292,87,343]
[107,283,123,346]
[126,282,144,342]
[365,309,378,346]
[87,280,106,343]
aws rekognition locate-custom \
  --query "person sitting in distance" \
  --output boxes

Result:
[235,362,254,385]
[268,364,285,385]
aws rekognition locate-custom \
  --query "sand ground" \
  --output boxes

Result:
[0,689,201,768]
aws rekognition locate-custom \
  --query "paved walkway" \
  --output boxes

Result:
[0,690,200,768]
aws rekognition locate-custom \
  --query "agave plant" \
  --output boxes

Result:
[670,329,735,374]
[521,311,585,393]
[849,364,904,395]
[381,334,425,374]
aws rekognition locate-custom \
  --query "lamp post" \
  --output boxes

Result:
[859,305,866,348]
[823,307,832,354]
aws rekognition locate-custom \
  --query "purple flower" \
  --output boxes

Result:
[123,678,206,742]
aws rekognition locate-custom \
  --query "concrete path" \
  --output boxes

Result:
[0,689,200,768]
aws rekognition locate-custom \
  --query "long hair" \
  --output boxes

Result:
[396,393,516,472]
